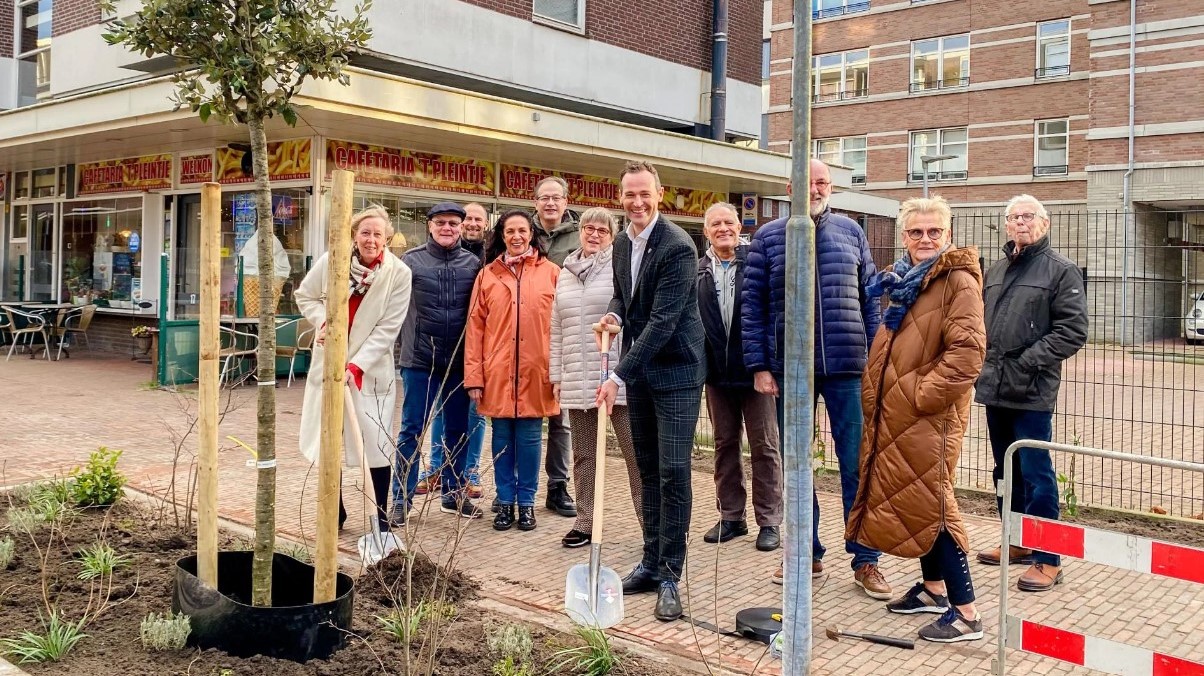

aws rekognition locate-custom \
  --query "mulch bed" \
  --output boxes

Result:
[0,495,678,676]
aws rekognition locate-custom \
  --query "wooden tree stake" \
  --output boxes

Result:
[197,182,222,588]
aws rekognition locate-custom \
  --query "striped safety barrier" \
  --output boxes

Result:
[996,440,1204,676]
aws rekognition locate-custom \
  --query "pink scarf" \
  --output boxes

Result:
[503,247,536,270]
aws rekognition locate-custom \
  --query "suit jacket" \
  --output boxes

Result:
[607,214,705,391]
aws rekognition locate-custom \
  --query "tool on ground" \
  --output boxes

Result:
[825,625,915,650]
[344,385,403,566]
[683,607,784,644]
[564,322,624,628]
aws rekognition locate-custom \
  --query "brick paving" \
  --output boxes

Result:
[3,353,1204,674]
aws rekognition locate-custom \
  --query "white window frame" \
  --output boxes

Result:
[812,49,868,103]
[1035,19,1071,79]
[813,136,867,184]
[908,128,968,182]
[1034,119,1069,176]
[532,0,586,34]
[16,0,54,104]
[909,34,970,92]
[812,0,870,20]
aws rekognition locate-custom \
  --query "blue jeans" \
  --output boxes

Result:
[392,367,471,510]
[986,406,1060,566]
[490,417,543,507]
[428,400,486,482]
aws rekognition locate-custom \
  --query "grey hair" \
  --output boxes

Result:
[534,175,569,197]
[1005,194,1049,220]
[704,202,740,225]
[351,204,395,238]
[578,207,619,237]
[897,195,952,231]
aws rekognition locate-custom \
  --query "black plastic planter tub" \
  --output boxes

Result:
[173,551,355,662]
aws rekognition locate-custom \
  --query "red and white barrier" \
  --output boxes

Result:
[1010,514,1204,586]
[1005,618,1204,675]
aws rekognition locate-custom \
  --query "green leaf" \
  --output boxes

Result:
[281,105,297,127]
[198,103,212,123]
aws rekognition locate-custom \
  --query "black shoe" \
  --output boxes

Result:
[493,505,515,531]
[517,506,537,531]
[654,580,683,621]
[545,483,577,517]
[621,564,659,595]
[703,519,748,543]
[440,496,483,519]
[388,505,407,528]
[561,529,591,548]
[338,499,347,531]
[756,526,781,551]
[492,497,502,513]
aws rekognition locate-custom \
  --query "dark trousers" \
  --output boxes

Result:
[920,530,976,606]
[628,382,700,582]
[544,409,572,486]
[707,384,783,526]
[392,367,470,511]
[986,406,1060,566]
[339,466,392,531]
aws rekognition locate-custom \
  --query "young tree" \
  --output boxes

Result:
[103,0,372,606]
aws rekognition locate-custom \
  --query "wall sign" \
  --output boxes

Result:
[326,140,494,196]
[77,154,172,195]
[179,153,214,184]
[499,164,620,208]
[216,139,312,184]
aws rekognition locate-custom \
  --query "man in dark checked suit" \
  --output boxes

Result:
[597,160,705,622]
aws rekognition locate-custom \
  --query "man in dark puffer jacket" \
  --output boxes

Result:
[742,159,890,599]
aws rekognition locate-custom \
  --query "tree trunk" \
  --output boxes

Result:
[248,115,278,607]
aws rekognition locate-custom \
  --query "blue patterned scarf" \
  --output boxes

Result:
[866,244,950,331]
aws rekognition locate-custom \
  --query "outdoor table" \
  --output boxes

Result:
[23,304,81,360]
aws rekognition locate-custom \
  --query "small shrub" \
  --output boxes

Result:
[139,612,191,651]
[486,622,533,663]
[6,507,42,534]
[11,480,74,527]
[0,537,13,569]
[376,600,456,642]
[0,611,87,663]
[77,542,132,580]
[30,479,72,508]
[550,626,621,675]
[491,655,536,676]
[70,447,127,507]
[276,541,312,563]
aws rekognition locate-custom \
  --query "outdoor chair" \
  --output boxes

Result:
[4,307,50,362]
[275,317,315,387]
[55,305,96,359]
[219,325,260,387]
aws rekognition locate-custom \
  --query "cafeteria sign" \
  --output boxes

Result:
[500,165,620,208]
[216,138,312,184]
[326,140,495,196]
[660,185,727,218]
[78,154,173,195]
[179,153,214,185]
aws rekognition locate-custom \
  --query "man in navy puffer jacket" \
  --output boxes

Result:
[741,159,890,599]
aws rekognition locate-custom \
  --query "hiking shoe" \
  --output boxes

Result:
[561,529,591,548]
[1017,563,1063,592]
[918,607,984,643]
[416,474,439,495]
[887,582,951,615]
[977,545,1035,566]
[387,505,407,528]
[440,497,482,519]
[854,563,892,600]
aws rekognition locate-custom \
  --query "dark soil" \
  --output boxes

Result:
[0,496,678,676]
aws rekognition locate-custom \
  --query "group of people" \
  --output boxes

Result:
[294,156,1088,639]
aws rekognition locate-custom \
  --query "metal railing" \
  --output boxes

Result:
[812,1,869,20]
[908,170,968,182]
[812,88,868,103]
[1032,164,1068,177]
[909,76,970,92]
[1034,65,1071,79]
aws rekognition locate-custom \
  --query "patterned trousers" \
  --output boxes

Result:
[567,406,644,534]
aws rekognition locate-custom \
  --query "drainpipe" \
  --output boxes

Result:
[1120,0,1136,344]
[710,0,729,141]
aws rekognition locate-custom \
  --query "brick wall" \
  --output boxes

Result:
[462,0,763,84]
[0,2,13,58]
[84,313,157,355]
[53,0,100,37]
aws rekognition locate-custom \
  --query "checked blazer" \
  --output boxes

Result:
[607,214,705,391]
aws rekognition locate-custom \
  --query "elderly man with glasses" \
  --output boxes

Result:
[974,194,1088,592]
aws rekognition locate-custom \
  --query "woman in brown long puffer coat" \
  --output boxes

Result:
[845,195,987,644]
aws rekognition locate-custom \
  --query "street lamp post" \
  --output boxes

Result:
[920,153,957,198]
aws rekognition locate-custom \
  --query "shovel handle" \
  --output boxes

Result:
[860,634,915,650]
[589,325,617,544]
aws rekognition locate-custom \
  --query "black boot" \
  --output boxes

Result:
[493,504,515,531]
[545,483,577,517]
[517,506,537,531]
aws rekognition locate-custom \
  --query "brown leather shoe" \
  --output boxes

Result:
[771,561,822,585]
[772,564,783,585]
[812,559,824,578]
[1017,563,1063,592]
[976,545,1036,566]
[854,563,892,600]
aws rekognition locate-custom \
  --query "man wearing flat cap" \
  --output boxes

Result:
[391,202,485,524]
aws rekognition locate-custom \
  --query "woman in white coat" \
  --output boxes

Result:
[549,207,643,548]
[296,205,412,531]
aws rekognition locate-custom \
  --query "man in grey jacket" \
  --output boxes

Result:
[974,194,1088,592]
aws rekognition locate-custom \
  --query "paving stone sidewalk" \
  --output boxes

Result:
[3,354,1202,674]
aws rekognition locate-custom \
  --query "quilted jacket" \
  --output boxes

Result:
[398,238,482,374]
[845,246,986,558]
[742,210,881,378]
[549,246,627,409]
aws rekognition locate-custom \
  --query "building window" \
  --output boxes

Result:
[16,0,53,107]
[762,39,771,80]
[759,114,769,150]
[1034,119,1069,176]
[813,50,868,102]
[909,128,968,181]
[61,198,145,306]
[812,0,869,20]
[910,35,969,92]
[814,137,867,184]
[533,0,584,31]
[1036,20,1070,78]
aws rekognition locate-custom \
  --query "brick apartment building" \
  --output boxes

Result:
[767,0,1204,343]
[0,0,786,364]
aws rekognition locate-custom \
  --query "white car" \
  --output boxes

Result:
[1186,290,1204,343]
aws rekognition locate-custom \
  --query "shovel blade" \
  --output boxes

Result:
[358,531,404,566]
[565,562,624,628]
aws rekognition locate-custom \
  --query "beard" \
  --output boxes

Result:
[809,196,828,218]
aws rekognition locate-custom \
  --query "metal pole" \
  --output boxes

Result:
[922,163,930,199]
[783,1,815,672]
[710,0,729,141]
[1120,0,1137,345]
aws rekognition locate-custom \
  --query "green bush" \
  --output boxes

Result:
[0,537,13,569]
[70,447,127,507]
[0,611,87,663]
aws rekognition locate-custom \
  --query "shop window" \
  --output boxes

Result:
[31,167,56,198]
[60,198,143,306]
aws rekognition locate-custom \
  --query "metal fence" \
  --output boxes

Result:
[696,208,1204,517]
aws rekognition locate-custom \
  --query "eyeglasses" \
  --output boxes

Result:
[536,195,567,204]
[1005,212,1039,223]
[904,227,946,241]
[810,180,832,189]
[582,225,612,237]
[431,219,462,228]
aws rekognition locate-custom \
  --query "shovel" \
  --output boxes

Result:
[565,323,624,628]
[343,385,404,566]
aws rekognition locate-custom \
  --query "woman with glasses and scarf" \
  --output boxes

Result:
[465,210,561,532]
[845,196,987,643]
[296,205,413,532]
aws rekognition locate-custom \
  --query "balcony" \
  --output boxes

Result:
[909,170,968,182]
[1034,65,1071,79]
[851,174,867,185]
[813,1,869,20]
[812,89,869,104]
[1033,165,1069,177]
[909,77,970,93]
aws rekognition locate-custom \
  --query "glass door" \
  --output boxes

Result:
[29,203,57,302]
[173,194,202,319]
